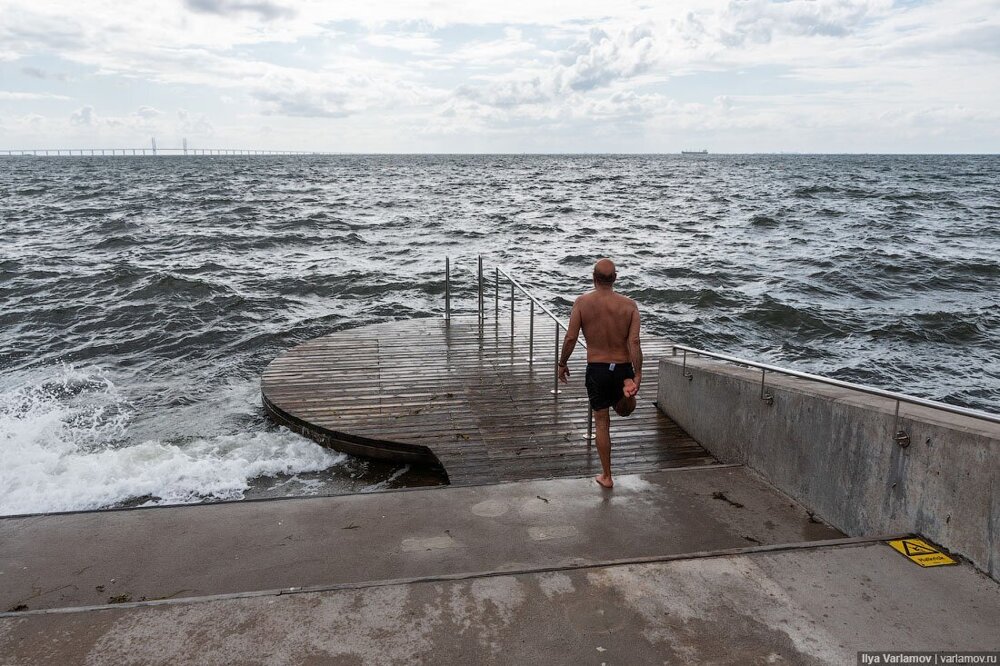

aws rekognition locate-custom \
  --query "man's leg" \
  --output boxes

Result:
[594,408,613,488]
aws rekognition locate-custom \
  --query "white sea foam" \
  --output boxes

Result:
[0,366,344,516]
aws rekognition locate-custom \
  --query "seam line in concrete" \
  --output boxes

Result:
[0,533,907,619]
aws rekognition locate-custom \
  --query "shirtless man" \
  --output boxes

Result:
[557,258,642,489]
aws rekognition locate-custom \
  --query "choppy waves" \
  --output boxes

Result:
[1,153,998,514]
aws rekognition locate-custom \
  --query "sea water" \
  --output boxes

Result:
[1,154,997,515]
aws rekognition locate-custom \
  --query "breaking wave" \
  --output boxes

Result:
[0,366,344,516]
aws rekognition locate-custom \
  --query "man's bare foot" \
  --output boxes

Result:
[595,474,614,489]
[614,378,638,416]
[614,395,636,417]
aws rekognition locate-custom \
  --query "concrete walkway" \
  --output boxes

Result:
[2,466,999,664]
[2,543,998,664]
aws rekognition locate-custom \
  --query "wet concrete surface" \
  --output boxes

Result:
[0,465,841,612]
[2,542,997,665]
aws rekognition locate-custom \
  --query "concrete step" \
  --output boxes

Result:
[1,465,841,613]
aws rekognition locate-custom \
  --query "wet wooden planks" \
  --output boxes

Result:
[262,315,715,485]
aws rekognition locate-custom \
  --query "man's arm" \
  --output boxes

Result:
[557,300,582,383]
[627,304,642,390]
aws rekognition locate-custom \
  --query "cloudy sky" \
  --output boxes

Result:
[1,0,998,152]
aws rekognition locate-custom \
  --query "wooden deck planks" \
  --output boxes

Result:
[261,315,715,485]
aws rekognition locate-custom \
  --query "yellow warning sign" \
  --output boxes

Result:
[887,537,957,567]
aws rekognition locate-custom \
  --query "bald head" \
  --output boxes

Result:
[593,258,617,286]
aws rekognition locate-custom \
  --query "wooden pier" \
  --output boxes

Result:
[263,313,713,485]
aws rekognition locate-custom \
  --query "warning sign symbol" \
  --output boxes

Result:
[902,540,936,556]
[887,537,958,567]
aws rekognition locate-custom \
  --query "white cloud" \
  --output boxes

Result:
[135,105,163,119]
[457,24,658,108]
[457,78,548,107]
[557,25,657,92]
[447,27,539,65]
[0,91,71,100]
[365,32,440,53]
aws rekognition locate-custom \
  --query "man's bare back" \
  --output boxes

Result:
[573,290,638,365]
[557,258,643,490]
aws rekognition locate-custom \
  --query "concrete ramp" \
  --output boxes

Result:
[1,466,836,612]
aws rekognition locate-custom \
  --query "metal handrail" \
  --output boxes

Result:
[671,344,1000,444]
[496,266,587,349]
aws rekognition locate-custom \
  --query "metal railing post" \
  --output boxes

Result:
[528,301,534,366]
[510,281,515,341]
[445,257,450,323]
[760,368,773,404]
[494,267,499,323]
[553,323,560,398]
[478,255,483,329]
[893,399,910,447]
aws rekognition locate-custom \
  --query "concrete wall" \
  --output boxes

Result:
[657,356,1000,580]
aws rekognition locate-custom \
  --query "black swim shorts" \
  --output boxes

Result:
[585,362,635,411]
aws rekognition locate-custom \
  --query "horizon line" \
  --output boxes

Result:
[2,150,999,156]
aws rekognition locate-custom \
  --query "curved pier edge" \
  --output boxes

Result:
[261,392,450,483]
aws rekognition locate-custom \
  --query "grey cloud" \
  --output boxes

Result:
[21,66,68,81]
[956,24,1000,54]
[558,28,609,66]
[879,104,999,128]
[183,0,295,21]
[720,0,878,46]
[70,105,95,126]
[890,24,1000,58]
[2,17,88,53]
[177,109,214,134]
[251,90,351,118]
